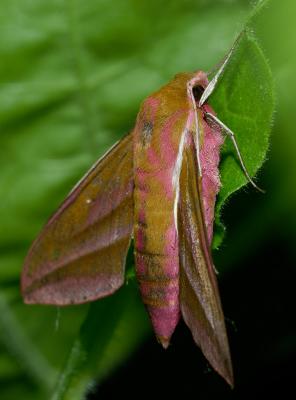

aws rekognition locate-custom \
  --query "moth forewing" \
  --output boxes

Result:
[178,131,233,387]
[21,133,134,305]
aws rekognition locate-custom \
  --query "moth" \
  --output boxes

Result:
[21,42,262,387]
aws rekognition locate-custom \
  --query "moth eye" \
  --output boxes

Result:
[192,85,204,102]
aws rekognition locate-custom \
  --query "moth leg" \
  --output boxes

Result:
[204,112,265,193]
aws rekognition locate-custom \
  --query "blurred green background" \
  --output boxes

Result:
[0,0,295,399]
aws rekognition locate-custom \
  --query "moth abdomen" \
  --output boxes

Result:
[135,251,180,348]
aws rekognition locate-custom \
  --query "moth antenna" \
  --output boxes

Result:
[187,82,202,176]
[205,112,265,194]
[200,30,246,107]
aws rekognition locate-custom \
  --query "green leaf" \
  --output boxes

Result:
[210,26,274,249]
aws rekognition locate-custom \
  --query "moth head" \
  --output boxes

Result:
[192,70,209,87]
[188,70,209,104]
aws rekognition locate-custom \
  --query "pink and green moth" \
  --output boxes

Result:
[21,40,262,387]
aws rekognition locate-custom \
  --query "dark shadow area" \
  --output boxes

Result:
[88,229,296,399]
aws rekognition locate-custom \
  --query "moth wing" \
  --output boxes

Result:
[22,133,134,305]
[178,136,233,386]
